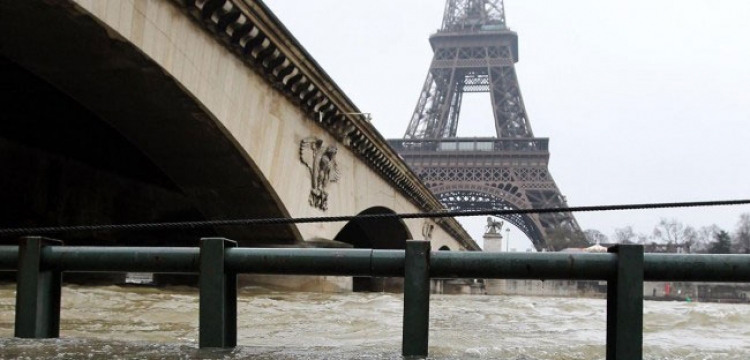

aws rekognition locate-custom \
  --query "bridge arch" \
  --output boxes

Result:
[0,2,300,246]
[432,185,546,250]
[334,207,413,250]
[334,206,412,292]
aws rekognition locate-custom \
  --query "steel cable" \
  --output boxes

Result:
[0,199,749,236]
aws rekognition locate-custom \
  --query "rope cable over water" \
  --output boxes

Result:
[0,199,749,236]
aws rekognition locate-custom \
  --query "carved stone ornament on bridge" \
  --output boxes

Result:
[422,220,435,240]
[299,137,340,211]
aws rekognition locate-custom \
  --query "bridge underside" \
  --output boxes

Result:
[335,207,412,292]
[0,1,299,246]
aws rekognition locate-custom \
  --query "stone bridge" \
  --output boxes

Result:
[0,0,479,282]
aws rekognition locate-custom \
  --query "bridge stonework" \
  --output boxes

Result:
[0,0,478,281]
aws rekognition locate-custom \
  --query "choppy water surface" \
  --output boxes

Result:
[1,284,748,359]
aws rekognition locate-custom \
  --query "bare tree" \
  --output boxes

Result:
[584,229,608,245]
[652,218,685,244]
[651,218,701,252]
[636,233,651,245]
[682,225,697,253]
[733,213,750,254]
[612,226,636,244]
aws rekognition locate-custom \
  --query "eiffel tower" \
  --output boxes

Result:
[388,0,582,250]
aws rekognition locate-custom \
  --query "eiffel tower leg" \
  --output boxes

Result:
[525,188,583,250]
[489,63,533,138]
[405,66,462,139]
[405,71,438,139]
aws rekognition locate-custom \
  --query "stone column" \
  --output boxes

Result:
[483,231,505,295]
[483,231,504,252]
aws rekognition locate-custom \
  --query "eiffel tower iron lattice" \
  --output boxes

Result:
[389,0,582,250]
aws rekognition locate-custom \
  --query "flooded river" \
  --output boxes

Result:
[0,284,748,359]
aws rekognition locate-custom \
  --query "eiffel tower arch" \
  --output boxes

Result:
[388,0,582,250]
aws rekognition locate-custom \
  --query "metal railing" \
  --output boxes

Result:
[1,236,750,359]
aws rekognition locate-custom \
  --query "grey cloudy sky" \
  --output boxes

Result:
[264,0,750,250]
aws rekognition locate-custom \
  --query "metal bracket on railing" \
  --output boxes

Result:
[606,245,644,360]
[14,236,63,339]
[403,240,431,358]
[199,237,238,348]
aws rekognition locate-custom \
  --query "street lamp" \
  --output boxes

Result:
[505,228,510,252]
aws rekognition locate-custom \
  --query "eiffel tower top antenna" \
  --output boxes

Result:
[441,0,507,32]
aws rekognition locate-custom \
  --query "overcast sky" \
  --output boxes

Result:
[264,0,750,250]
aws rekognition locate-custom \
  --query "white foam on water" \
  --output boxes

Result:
[1,285,748,359]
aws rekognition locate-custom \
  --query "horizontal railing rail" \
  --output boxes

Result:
[2,237,750,359]
[4,245,748,282]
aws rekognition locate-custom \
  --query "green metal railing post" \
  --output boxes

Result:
[14,236,63,339]
[199,238,237,348]
[606,244,644,360]
[403,240,431,358]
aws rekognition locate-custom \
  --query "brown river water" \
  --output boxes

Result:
[0,284,748,359]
